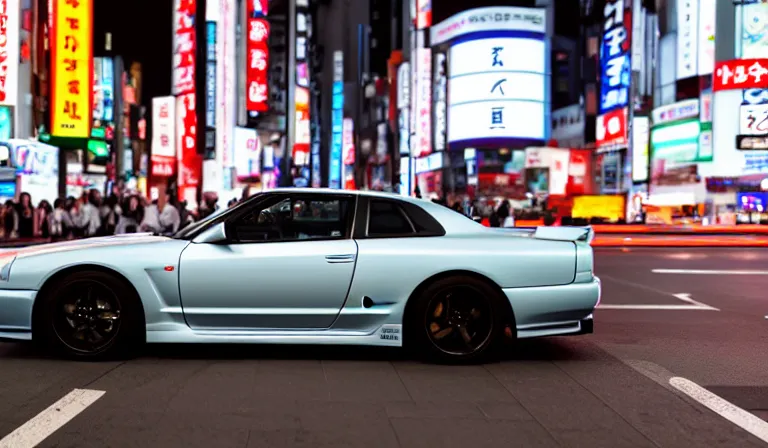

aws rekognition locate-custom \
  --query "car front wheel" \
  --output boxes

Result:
[35,270,144,360]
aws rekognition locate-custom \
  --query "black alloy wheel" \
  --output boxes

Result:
[407,275,507,363]
[35,270,144,360]
[52,280,122,354]
[424,285,493,357]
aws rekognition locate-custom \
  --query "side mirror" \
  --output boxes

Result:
[193,221,229,244]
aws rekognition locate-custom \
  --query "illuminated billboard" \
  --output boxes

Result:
[51,0,93,138]
[599,0,631,115]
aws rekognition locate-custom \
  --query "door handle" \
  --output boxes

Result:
[325,254,356,264]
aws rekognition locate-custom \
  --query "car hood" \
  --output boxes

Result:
[2,233,174,260]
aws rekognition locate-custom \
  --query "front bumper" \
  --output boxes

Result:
[0,289,37,341]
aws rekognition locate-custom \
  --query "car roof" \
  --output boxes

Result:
[261,188,483,234]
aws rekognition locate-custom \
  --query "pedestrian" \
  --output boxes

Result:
[17,192,36,239]
[36,200,53,238]
[116,195,143,234]
[49,198,73,241]
[158,190,181,235]
[99,195,121,236]
[72,189,102,237]
[3,199,18,240]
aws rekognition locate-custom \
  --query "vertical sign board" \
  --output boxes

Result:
[217,0,237,191]
[101,58,114,123]
[0,0,19,108]
[397,62,410,156]
[598,0,631,149]
[246,1,269,112]
[51,0,92,138]
[172,0,199,202]
[329,51,344,189]
[676,0,698,80]
[413,47,432,157]
[433,53,446,152]
[205,21,216,156]
[415,0,431,30]
[600,0,631,115]
[150,96,176,177]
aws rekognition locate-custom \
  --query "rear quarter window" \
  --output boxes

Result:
[366,199,445,237]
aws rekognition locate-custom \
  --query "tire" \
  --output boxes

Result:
[34,270,144,360]
[406,275,507,364]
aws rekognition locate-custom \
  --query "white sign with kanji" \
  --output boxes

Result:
[412,48,432,158]
[151,96,176,158]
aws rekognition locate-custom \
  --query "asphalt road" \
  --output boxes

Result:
[0,248,767,447]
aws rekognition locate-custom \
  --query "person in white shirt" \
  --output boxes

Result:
[158,191,181,235]
[72,189,102,237]
[139,197,162,234]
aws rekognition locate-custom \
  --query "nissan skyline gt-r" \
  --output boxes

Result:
[0,189,601,363]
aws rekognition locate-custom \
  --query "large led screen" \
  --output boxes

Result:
[447,36,547,145]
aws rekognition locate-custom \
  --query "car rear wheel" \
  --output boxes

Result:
[407,276,506,363]
[35,271,144,360]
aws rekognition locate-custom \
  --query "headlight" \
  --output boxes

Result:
[0,255,17,281]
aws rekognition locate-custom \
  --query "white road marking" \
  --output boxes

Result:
[672,293,720,311]
[653,269,768,275]
[598,304,717,310]
[597,292,719,311]
[0,388,105,448]
[669,377,768,444]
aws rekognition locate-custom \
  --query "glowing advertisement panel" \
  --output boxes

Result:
[233,126,261,180]
[447,35,547,147]
[651,119,701,164]
[0,0,19,107]
[741,2,768,59]
[413,47,432,157]
[51,0,93,138]
[176,94,201,202]
[151,96,176,159]
[329,51,343,189]
[430,6,546,46]
[217,0,237,189]
[631,116,649,182]
[697,0,715,76]
[599,0,631,115]
[676,0,698,79]
[172,0,196,96]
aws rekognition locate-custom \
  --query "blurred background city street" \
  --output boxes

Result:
[0,0,767,446]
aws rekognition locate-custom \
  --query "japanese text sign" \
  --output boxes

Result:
[599,0,632,115]
[447,37,547,144]
[413,47,432,158]
[176,93,200,196]
[713,59,768,92]
[596,107,628,148]
[0,0,19,107]
[246,13,269,112]
[151,96,176,159]
[51,0,92,138]
[172,0,196,96]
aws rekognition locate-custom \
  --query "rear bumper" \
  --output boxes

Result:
[503,277,600,339]
[0,289,37,341]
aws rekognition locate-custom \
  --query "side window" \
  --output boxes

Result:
[367,200,415,236]
[229,196,352,242]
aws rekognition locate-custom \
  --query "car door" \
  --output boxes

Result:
[178,193,358,330]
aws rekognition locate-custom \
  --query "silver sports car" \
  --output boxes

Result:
[0,189,600,363]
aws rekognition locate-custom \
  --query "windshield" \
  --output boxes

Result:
[173,193,267,240]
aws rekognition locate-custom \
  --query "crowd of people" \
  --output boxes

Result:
[0,186,537,242]
[0,188,228,242]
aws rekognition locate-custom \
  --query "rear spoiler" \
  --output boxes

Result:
[533,226,595,243]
